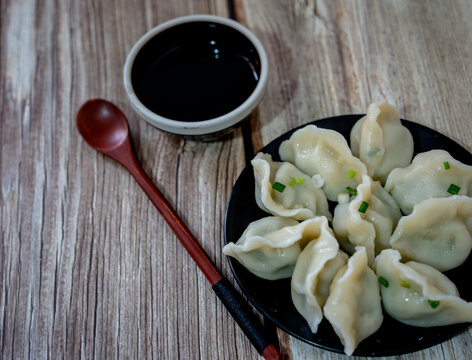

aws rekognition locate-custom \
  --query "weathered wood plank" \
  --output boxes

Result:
[238,0,472,153]
[2,0,472,359]
[236,0,472,358]
[1,0,257,359]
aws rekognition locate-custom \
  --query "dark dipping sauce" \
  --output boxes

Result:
[131,21,261,122]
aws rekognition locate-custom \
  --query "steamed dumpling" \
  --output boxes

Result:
[350,101,414,183]
[375,249,472,327]
[390,196,472,272]
[385,150,472,214]
[332,175,402,266]
[252,153,331,220]
[323,247,383,356]
[291,217,348,333]
[279,125,367,201]
[223,216,328,280]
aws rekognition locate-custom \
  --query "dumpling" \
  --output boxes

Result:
[350,101,414,183]
[252,153,331,220]
[291,217,348,333]
[385,150,472,214]
[323,247,383,356]
[223,216,329,280]
[390,196,472,272]
[332,175,402,266]
[374,249,472,327]
[279,125,367,201]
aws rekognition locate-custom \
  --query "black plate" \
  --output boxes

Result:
[224,115,472,356]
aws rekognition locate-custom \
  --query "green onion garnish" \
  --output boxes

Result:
[348,170,356,179]
[427,299,440,309]
[288,177,297,187]
[400,279,411,288]
[378,276,389,287]
[358,201,369,213]
[447,183,460,195]
[444,161,450,170]
[346,186,357,196]
[272,182,286,192]
[288,177,305,187]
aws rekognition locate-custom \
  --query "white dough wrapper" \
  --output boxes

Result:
[390,196,472,272]
[279,125,367,201]
[333,175,402,266]
[385,149,472,214]
[291,221,348,333]
[252,153,331,220]
[350,101,414,184]
[374,249,472,327]
[223,216,331,280]
[323,247,383,356]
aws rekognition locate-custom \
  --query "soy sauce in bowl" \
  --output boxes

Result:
[131,22,260,122]
[124,15,268,140]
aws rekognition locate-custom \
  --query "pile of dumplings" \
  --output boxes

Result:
[223,101,472,356]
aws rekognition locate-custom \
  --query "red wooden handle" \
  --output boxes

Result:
[102,136,279,359]
[120,145,223,285]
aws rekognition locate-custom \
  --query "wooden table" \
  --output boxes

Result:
[2,0,472,359]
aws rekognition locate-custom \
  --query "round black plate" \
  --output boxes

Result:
[224,115,472,356]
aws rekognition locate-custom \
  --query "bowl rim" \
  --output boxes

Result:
[123,14,268,135]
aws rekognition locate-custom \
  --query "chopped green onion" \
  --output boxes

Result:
[288,177,305,187]
[328,220,333,229]
[348,170,356,179]
[272,182,286,192]
[358,201,369,213]
[378,276,389,287]
[447,183,460,195]
[346,186,357,196]
[400,279,411,288]
[427,299,440,309]
[444,161,450,170]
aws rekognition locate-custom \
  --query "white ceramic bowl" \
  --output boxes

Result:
[123,14,268,140]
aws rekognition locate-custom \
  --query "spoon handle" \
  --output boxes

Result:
[120,150,280,360]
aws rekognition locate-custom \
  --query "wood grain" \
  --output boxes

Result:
[235,0,472,359]
[1,0,471,359]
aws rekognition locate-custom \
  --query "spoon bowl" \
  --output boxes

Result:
[76,99,129,152]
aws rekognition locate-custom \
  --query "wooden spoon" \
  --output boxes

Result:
[76,99,279,360]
